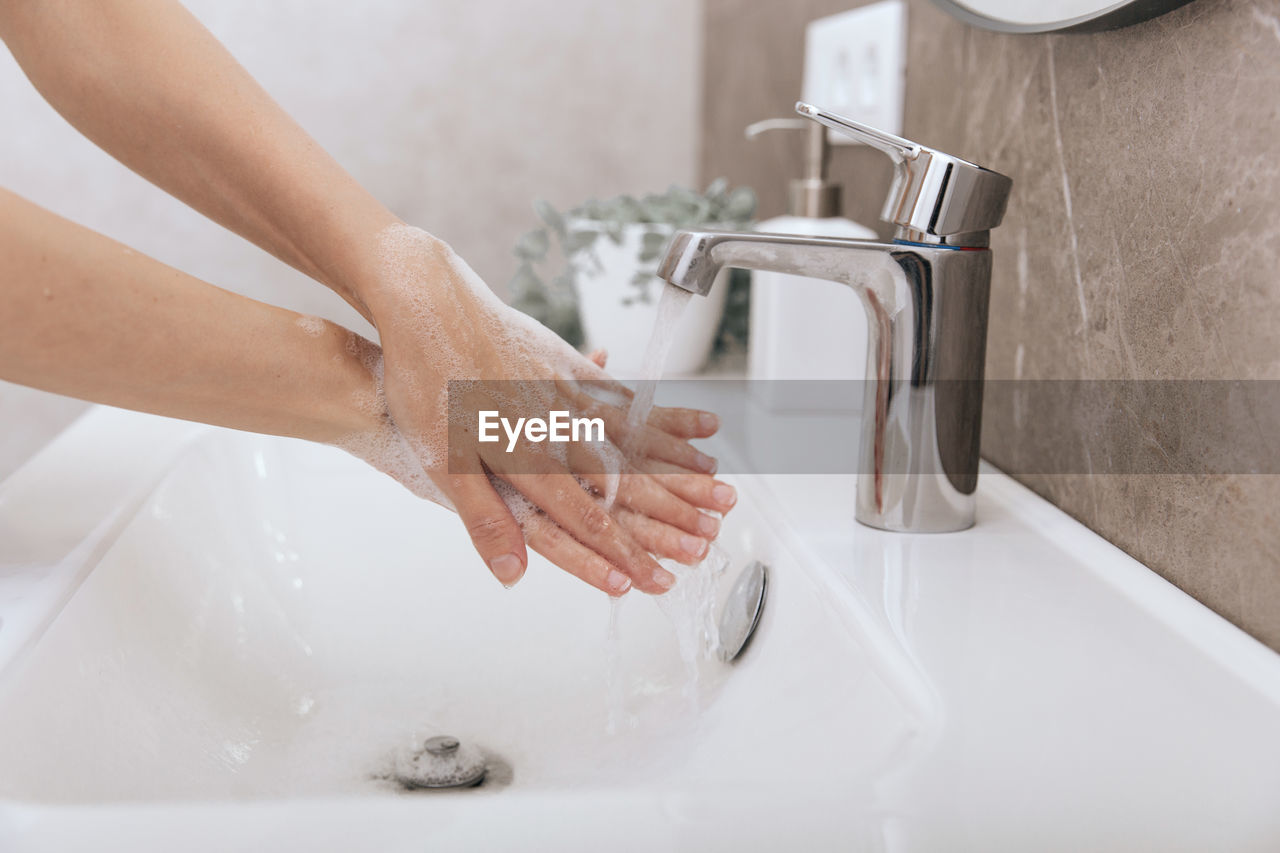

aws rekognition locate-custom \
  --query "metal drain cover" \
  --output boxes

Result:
[718,560,768,662]
[394,734,487,789]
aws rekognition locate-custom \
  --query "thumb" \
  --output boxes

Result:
[448,468,529,587]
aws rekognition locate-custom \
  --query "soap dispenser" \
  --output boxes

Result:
[745,119,876,410]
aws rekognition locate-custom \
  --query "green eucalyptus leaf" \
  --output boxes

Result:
[533,200,567,239]
[711,267,752,359]
[723,186,757,223]
[513,179,755,320]
[514,228,550,261]
[603,219,624,245]
[508,261,542,297]
[670,185,699,207]
[615,195,644,224]
[564,229,599,254]
[638,229,669,263]
[549,269,578,300]
[629,269,655,303]
[642,199,672,224]
[692,197,713,224]
[509,279,550,323]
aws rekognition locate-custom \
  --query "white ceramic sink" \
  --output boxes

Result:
[1,405,1278,851]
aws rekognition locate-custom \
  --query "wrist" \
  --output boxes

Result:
[295,200,406,325]
[349,224,458,324]
[293,315,388,443]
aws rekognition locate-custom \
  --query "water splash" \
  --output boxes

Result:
[652,542,730,711]
[603,281,720,728]
[604,596,631,735]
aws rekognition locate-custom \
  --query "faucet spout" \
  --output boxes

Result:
[658,230,902,295]
[657,229,992,533]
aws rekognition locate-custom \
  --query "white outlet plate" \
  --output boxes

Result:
[802,0,906,143]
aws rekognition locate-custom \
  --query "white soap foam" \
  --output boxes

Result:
[296,314,327,337]
[327,224,623,524]
[392,736,486,789]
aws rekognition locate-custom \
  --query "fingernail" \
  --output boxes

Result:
[712,483,737,508]
[606,569,632,595]
[680,535,708,558]
[698,412,719,432]
[652,566,677,591]
[696,452,717,474]
[489,553,524,588]
[697,513,720,537]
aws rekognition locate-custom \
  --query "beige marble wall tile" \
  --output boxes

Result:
[702,0,1280,650]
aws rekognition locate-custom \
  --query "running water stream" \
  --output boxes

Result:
[623,285,692,441]
[605,283,725,732]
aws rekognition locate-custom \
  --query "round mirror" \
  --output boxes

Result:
[932,0,1196,33]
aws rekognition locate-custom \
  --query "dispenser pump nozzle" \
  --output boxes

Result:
[744,118,841,218]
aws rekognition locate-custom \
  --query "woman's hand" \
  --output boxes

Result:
[346,224,736,596]
[0,2,736,595]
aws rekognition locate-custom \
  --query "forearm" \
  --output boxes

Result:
[0,188,383,442]
[0,0,397,316]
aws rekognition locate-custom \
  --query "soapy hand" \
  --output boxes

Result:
[347,225,736,596]
[0,0,734,597]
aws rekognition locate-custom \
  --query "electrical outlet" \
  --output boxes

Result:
[802,0,906,143]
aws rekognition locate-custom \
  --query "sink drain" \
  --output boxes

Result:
[718,560,768,662]
[394,734,487,789]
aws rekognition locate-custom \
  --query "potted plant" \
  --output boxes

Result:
[508,179,756,376]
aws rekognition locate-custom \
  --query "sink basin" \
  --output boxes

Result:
[1,405,1278,851]
[0,407,917,848]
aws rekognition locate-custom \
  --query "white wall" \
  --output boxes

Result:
[0,0,702,480]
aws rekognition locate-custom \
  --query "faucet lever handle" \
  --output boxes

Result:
[795,102,919,164]
[795,101,1012,247]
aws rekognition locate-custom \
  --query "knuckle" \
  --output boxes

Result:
[614,474,640,505]
[584,556,615,586]
[667,410,696,434]
[579,504,614,537]
[536,521,565,549]
[464,513,512,547]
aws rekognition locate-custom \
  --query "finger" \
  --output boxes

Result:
[574,462,721,539]
[556,376,718,442]
[506,471,675,595]
[628,425,717,473]
[563,360,634,403]
[555,383,717,473]
[614,508,709,565]
[614,470,721,538]
[522,514,634,597]
[640,460,739,513]
[442,463,529,588]
[644,406,720,439]
[588,349,608,369]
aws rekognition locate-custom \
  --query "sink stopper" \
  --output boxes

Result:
[718,560,768,662]
[394,734,487,789]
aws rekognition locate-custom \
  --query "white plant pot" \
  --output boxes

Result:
[572,221,729,378]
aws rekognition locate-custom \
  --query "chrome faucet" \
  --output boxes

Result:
[658,103,1013,533]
